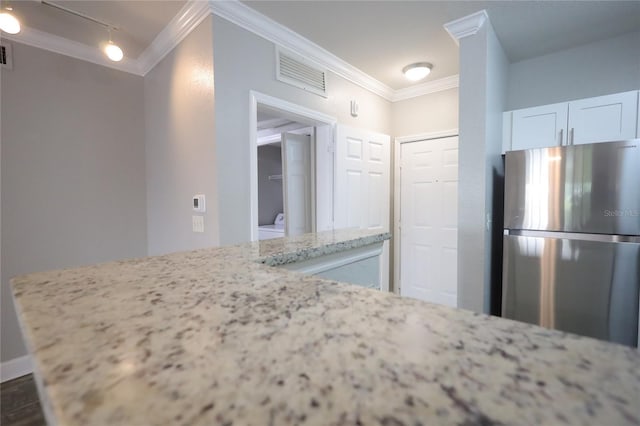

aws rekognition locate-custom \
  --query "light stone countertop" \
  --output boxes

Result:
[11,229,640,425]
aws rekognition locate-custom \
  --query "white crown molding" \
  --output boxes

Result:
[443,10,488,45]
[137,0,211,75]
[391,74,460,102]
[1,25,141,75]
[209,0,395,101]
[2,0,459,101]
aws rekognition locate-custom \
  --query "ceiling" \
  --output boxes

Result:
[244,0,640,90]
[7,1,185,59]
[257,108,309,139]
[5,1,639,90]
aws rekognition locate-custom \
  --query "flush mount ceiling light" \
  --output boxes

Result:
[0,7,21,34]
[40,0,124,62]
[402,62,433,82]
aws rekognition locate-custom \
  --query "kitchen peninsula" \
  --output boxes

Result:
[11,229,640,425]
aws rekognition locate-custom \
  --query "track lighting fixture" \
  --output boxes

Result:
[39,0,125,62]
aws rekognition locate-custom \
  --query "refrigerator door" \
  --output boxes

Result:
[504,140,640,235]
[502,233,640,346]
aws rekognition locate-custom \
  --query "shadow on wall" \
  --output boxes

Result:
[490,161,505,316]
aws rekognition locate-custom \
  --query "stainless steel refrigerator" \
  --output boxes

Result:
[502,140,640,347]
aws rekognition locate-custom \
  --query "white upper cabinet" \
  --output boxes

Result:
[504,90,639,152]
[567,91,638,145]
[510,102,568,151]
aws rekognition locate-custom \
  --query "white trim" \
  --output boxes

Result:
[1,25,141,75]
[137,0,211,75]
[1,355,33,382]
[391,75,460,102]
[393,129,458,295]
[249,91,337,241]
[443,10,488,45]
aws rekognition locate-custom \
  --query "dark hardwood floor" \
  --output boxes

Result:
[1,375,46,426]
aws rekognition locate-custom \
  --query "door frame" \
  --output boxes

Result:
[393,129,458,295]
[249,91,337,241]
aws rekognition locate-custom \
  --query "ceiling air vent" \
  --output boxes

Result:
[276,48,327,98]
[0,42,13,70]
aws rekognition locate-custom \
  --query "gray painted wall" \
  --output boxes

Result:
[391,88,459,137]
[1,42,147,363]
[484,22,510,315]
[457,20,509,314]
[144,16,219,256]
[257,145,283,226]
[507,31,640,110]
[212,16,392,245]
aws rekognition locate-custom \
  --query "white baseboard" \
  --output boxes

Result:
[1,355,33,382]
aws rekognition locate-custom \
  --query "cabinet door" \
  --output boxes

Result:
[568,91,639,145]
[511,103,568,151]
[502,111,512,153]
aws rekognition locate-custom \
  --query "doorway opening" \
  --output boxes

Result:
[249,91,337,241]
[257,111,314,240]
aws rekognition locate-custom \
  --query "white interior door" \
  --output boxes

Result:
[335,125,391,291]
[399,136,458,307]
[282,133,312,236]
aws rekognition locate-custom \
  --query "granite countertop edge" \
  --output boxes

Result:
[256,231,391,266]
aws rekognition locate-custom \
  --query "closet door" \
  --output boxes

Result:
[568,91,638,145]
[335,125,390,290]
[399,136,458,307]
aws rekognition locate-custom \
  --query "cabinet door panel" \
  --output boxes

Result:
[511,103,568,151]
[568,91,638,145]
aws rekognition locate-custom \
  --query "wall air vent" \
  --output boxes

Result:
[0,42,13,70]
[276,47,327,98]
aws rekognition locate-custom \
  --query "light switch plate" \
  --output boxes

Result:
[192,215,204,233]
